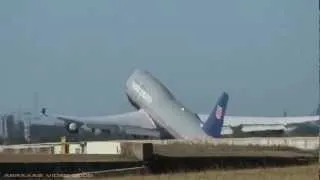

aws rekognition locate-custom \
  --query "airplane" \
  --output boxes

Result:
[41,69,229,140]
[42,68,320,138]
[197,114,320,137]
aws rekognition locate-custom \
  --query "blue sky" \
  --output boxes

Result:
[0,0,317,116]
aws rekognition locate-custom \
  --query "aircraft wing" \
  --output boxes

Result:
[41,108,157,130]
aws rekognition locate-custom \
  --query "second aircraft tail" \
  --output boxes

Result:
[201,92,229,138]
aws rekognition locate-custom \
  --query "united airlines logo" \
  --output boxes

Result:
[215,105,223,120]
[132,81,152,104]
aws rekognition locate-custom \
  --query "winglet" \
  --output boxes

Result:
[201,92,229,138]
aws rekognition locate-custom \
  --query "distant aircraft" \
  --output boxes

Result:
[198,114,320,137]
[41,69,229,140]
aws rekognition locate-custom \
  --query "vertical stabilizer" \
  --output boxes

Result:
[201,92,229,137]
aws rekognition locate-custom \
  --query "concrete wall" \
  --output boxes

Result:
[146,137,319,150]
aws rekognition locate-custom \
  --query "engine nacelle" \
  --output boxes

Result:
[91,128,102,135]
[65,122,79,133]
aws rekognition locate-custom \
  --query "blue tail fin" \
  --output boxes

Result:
[201,92,229,138]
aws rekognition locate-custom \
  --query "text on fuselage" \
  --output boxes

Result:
[132,81,152,104]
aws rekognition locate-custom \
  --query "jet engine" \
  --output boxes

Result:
[65,122,79,133]
[91,128,102,135]
[103,129,111,135]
